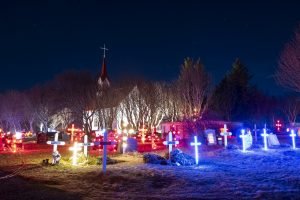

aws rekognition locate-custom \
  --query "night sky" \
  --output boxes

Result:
[1,1,299,95]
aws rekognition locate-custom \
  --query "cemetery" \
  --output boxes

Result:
[1,2,300,199]
[0,124,300,199]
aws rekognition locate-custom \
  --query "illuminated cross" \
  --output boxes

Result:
[47,132,65,153]
[101,44,109,58]
[67,124,80,143]
[220,124,231,147]
[190,136,201,165]
[261,128,269,150]
[94,130,116,173]
[240,129,247,152]
[79,135,94,158]
[290,130,297,149]
[122,135,128,154]
[69,142,82,166]
[139,126,147,144]
[163,131,179,159]
[275,120,282,132]
[253,124,258,142]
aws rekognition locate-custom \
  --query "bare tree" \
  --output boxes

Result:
[178,58,211,119]
[29,85,56,132]
[162,83,181,122]
[0,91,25,132]
[53,70,97,135]
[282,96,300,125]
[141,82,165,130]
[276,25,300,92]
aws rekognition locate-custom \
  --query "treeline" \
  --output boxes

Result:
[0,57,298,134]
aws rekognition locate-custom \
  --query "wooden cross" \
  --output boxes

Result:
[220,124,231,147]
[163,132,179,159]
[79,135,94,158]
[290,130,297,149]
[67,124,80,143]
[190,136,201,165]
[94,130,116,173]
[47,132,65,153]
[261,128,269,150]
[69,142,82,166]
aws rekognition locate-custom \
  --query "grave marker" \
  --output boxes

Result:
[94,130,116,173]
[220,124,231,147]
[261,128,269,150]
[163,131,179,159]
[47,132,65,153]
[290,130,297,149]
[190,136,201,165]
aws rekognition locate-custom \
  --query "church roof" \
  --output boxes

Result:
[99,58,109,83]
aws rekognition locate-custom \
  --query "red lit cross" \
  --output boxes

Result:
[67,124,81,143]
[275,120,282,132]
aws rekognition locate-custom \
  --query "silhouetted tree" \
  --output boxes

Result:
[276,24,300,92]
[211,58,252,121]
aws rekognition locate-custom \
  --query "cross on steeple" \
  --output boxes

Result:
[101,44,109,58]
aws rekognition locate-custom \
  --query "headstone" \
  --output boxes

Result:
[240,129,253,152]
[126,138,138,152]
[205,129,216,145]
[268,133,280,147]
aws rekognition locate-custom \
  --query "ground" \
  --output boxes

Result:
[0,143,300,199]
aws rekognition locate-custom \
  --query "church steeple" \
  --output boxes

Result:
[98,44,110,88]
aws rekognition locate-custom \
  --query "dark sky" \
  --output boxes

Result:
[1,1,299,95]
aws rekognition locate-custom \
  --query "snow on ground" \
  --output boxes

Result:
[1,147,300,199]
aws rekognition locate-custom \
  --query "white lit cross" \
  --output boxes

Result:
[220,124,231,148]
[261,128,269,151]
[240,129,247,152]
[47,132,65,153]
[163,131,179,159]
[290,130,297,149]
[101,44,109,58]
[190,136,201,165]
[79,135,94,158]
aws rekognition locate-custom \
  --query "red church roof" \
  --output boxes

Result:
[100,57,109,82]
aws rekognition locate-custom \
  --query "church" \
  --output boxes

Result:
[88,45,142,133]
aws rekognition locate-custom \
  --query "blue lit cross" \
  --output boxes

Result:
[94,130,116,173]
[190,136,201,165]
[290,130,297,149]
[163,131,179,158]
